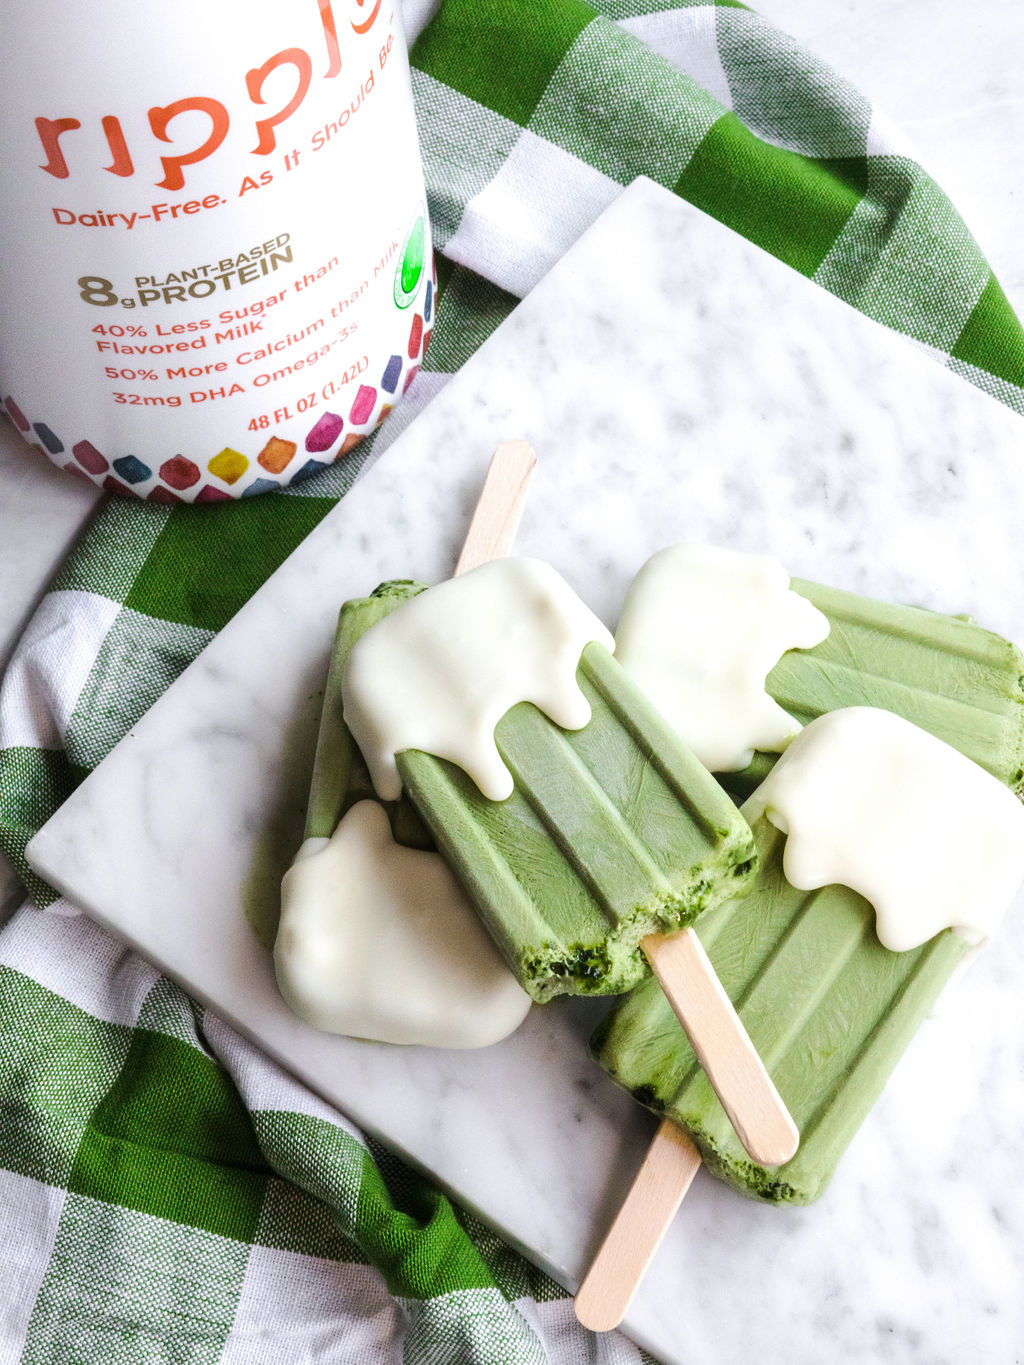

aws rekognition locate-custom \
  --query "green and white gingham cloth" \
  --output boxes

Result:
[2,1,1023,1359]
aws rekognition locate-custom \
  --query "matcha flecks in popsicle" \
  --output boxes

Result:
[614,545,830,772]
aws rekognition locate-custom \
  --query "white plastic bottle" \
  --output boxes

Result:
[0,0,433,502]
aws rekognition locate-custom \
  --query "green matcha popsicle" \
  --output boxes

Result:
[337,471,798,1166]
[276,577,532,1049]
[592,698,1024,1205]
[612,544,1024,801]
[342,556,758,1003]
[576,557,1024,1331]
[304,579,432,851]
[297,563,794,1159]
[593,812,967,1205]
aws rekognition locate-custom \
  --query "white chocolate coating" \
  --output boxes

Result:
[744,707,1024,950]
[342,558,614,801]
[274,801,532,1047]
[615,545,829,772]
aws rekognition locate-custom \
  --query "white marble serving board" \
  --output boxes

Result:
[27,179,1024,1364]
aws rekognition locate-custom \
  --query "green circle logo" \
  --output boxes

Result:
[394,214,426,309]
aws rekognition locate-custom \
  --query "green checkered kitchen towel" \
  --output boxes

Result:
[2,0,1022,1359]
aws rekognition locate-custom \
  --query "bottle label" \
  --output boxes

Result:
[0,0,432,502]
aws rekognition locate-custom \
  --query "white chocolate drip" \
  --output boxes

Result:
[342,558,614,801]
[274,801,532,1047]
[615,545,829,772]
[744,707,1024,950]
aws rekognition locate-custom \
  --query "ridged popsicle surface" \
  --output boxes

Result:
[595,588,1024,1202]
[591,817,969,1203]
[399,642,756,1001]
[723,581,1024,799]
[305,580,432,848]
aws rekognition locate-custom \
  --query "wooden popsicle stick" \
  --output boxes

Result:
[459,440,796,1170]
[574,1118,701,1333]
[455,442,795,1320]
[642,926,798,1168]
[575,930,796,1330]
[455,439,538,575]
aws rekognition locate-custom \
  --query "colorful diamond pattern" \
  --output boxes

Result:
[381,355,402,393]
[257,438,296,474]
[73,441,109,475]
[408,314,424,359]
[112,456,152,485]
[207,449,249,484]
[3,396,30,430]
[304,412,344,453]
[159,457,200,491]
[241,478,281,499]
[348,386,377,425]
[147,486,182,504]
[33,423,64,455]
[0,252,434,503]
